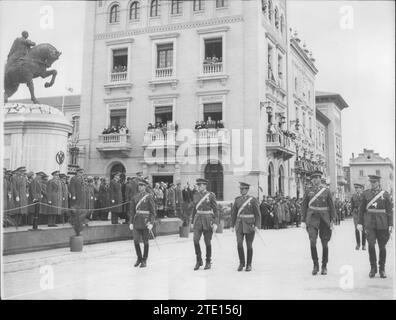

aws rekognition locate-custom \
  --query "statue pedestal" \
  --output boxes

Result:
[3,103,72,173]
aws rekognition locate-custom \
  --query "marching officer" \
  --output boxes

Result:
[351,183,365,250]
[191,178,219,270]
[231,182,261,272]
[301,170,335,276]
[129,179,156,268]
[47,170,63,227]
[109,172,123,224]
[357,175,393,278]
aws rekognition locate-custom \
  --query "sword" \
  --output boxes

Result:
[149,228,160,251]
[254,227,266,246]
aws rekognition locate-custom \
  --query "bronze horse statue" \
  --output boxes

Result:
[4,43,61,104]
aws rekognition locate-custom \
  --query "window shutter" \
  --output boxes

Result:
[203,103,222,113]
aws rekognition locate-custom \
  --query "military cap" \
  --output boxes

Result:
[137,179,148,186]
[353,183,364,188]
[136,171,143,176]
[87,176,94,182]
[76,168,84,173]
[42,174,49,179]
[26,171,34,177]
[196,178,208,185]
[5,170,12,175]
[59,173,66,178]
[239,182,250,188]
[51,170,60,176]
[310,170,323,178]
[94,176,99,180]
[3,168,7,172]
[16,166,27,172]
[368,175,381,181]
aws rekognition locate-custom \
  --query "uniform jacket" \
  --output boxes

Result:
[3,177,12,211]
[11,174,28,215]
[301,186,335,228]
[98,183,110,210]
[129,191,156,229]
[191,191,219,231]
[40,180,48,215]
[28,177,41,214]
[358,187,393,230]
[109,179,123,213]
[175,186,183,210]
[231,195,261,234]
[47,178,63,216]
[85,183,95,212]
[69,175,85,209]
[350,193,362,225]
[61,181,69,213]
[167,187,176,210]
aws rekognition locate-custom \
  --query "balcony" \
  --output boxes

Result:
[155,67,173,78]
[266,133,295,160]
[193,128,230,148]
[110,71,127,82]
[203,62,223,74]
[96,134,132,153]
[142,130,177,149]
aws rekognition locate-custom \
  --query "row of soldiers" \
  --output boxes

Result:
[260,196,302,229]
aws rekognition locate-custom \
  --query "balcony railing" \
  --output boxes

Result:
[110,71,127,82]
[194,128,229,147]
[142,130,176,148]
[155,67,173,78]
[97,134,132,152]
[266,133,295,160]
[203,62,223,74]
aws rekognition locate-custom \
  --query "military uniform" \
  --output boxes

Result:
[351,183,365,250]
[69,170,85,209]
[11,167,29,226]
[46,171,63,226]
[231,182,261,271]
[358,175,393,278]
[191,178,219,270]
[129,180,156,267]
[98,181,110,220]
[109,174,123,224]
[30,172,43,228]
[301,171,335,275]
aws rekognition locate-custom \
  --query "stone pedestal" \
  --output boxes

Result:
[3,103,72,173]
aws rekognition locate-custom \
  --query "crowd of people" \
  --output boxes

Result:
[112,65,127,73]
[3,165,352,230]
[194,119,225,130]
[147,121,179,132]
[102,124,129,135]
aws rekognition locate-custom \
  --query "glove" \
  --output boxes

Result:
[72,196,76,200]
[147,223,153,230]
[48,201,52,204]
[112,200,115,203]
[8,193,11,199]
[389,226,393,233]
[357,224,363,232]
[212,223,218,233]
[16,196,20,202]
[301,222,306,229]
[129,224,133,231]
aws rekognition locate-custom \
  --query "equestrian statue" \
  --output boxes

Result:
[4,31,61,104]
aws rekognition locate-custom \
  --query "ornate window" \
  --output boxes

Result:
[171,0,182,15]
[109,3,120,23]
[150,0,160,17]
[193,0,204,12]
[129,1,140,20]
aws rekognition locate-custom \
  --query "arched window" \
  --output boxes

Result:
[268,0,273,22]
[261,0,267,14]
[171,0,182,15]
[109,3,120,23]
[150,0,160,17]
[274,7,279,29]
[280,14,285,34]
[129,1,140,20]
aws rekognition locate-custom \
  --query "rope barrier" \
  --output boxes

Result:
[2,201,132,214]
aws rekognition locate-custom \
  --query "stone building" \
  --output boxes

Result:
[349,149,394,194]
[79,0,292,200]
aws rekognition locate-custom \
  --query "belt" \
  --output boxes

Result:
[308,206,328,211]
[136,210,150,215]
[367,209,386,214]
[197,210,213,215]
[238,214,254,218]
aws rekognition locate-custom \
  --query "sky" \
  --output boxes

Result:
[0,0,394,166]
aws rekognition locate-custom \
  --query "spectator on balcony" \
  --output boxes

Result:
[207,117,216,129]
[119,124,128,134]
[217,120,225,129]
[194,121,201,130]
[148,123,155,131]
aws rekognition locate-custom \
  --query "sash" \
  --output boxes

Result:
[136,194,149,211]
[308,188,326,208]
[366,190,385,210]
[237,197,253,218]
[196,192,211,211]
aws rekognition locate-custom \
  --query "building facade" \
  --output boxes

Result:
[315,108,330,180]
[315,91,349,200]
[79,0,293,200]
[349,149,394,194]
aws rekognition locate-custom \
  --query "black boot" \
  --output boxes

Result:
[321,264,327,275]
[134,259,141,267]
[237,245,245,271]
[311,245,319,275]
[246,248,253,272]
[140,259,147,268]
[379,269,387,278]
[194,257,203,270]
[204,260,211,270]
[312,263,319,275]
[143,243,149,262]
[369,265,377,278]
[134,242,142,267]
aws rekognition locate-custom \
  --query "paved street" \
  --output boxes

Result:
[2,219,394,300]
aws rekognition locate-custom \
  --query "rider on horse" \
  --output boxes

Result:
[7,31,36,66]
